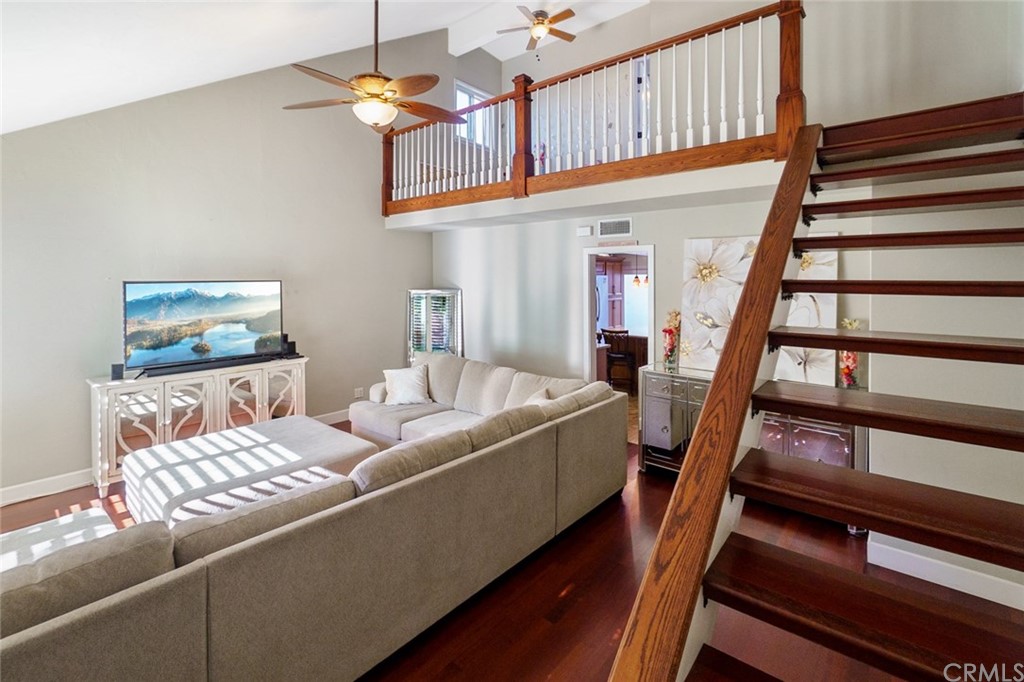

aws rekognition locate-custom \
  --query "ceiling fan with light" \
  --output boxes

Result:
[497,5,576,51]
[284,0,465,132]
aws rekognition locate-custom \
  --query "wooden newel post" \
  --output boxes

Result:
[511,73,534,198]
[775,0,805,160]
[381,130,395,217]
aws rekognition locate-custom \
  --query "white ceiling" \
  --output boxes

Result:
[1,1,647,135]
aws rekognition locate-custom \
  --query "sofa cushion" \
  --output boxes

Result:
[466,405,546,451]
[503,372,587,409]
[453,361,516,415]
[383,365,431,406]
[1,508,117,573]
[413,352,469,407]
[537,393,579,421]
[400,410,483,442]
[0,521,174,637]
[348,400,449,441]
[572,381,616,409]
[171,474,356,566]
[350,430,473,495]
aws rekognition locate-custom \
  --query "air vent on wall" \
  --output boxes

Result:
[598,218,632,239]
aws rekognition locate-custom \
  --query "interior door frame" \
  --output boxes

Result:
[581,244,655,382]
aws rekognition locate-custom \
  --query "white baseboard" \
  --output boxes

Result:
[314,409,349,426]
[868,536,1023,608]
[1,468,93,507]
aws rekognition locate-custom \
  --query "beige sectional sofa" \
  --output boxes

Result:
[0,356,627,681]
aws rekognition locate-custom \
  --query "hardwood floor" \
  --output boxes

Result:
[2,431,1016,680]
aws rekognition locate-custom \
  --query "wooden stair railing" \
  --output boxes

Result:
[608,124,823,681]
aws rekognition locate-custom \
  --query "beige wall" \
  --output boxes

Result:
[0,30,495,490]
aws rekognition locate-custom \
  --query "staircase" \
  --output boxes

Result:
[684,93,1024,679]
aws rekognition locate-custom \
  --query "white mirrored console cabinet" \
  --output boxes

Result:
[88,357,307,497]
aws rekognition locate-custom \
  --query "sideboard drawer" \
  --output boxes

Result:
[646,375,685,398]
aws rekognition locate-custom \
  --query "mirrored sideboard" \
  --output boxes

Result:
[639,363,867,474]
[88,357,307,497]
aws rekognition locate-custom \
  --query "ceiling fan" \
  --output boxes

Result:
[284,0,465,133]
[497,5,576,51]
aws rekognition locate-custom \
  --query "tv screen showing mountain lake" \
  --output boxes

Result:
[124,281,282,369]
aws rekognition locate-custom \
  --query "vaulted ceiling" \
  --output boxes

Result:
[1,1,646,134]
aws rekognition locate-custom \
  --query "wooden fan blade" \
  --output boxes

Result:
[282,98,357,110]
[497,26,530,34]
[384,74,439,98]
[526,36,539,51]
[548,27,576,43]
[547,8,575,25]
[291,64,365,96]
[517,5,536,21]
[395,100,467,125]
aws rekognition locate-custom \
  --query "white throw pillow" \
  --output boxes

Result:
[383,365,432,406]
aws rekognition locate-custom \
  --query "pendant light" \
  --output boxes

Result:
[632,253,641,287]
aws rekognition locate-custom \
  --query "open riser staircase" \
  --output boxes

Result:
[611,93,1023,680]
[693,93,1024,679]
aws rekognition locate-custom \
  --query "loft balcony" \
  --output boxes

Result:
[381,1,806,227]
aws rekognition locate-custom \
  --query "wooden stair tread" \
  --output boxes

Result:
[792,227,1024,253]
[732,449,1024,570]
[703,534,1024,680]
[817,115,1024,165]
[686,645,781,681]
[811,149,1024,189]
[781,279,1024,297]
[750,381,1024,452]
[768,326,1024,364]
[822,93,1024,147]
[803,186,1024,222]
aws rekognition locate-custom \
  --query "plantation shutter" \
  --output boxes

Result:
[407,289,463,364]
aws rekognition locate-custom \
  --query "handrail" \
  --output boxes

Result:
[528,2,783,91]
[607,123,822,681]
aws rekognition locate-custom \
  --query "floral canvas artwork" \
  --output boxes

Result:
[679,236,838,384]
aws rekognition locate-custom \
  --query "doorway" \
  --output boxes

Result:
[582,245,654,441]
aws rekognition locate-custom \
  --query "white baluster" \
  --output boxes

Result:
[418,128,425,196]
[756,17,765,135]
[578,76,584,169]
[391,134,398,200]
[476,110,483,186]
[686,41,694,148]
[566,80,573,170]
[614,62,622,161]
[737,23,746,140]
[602,67,609,163]
[589,73,596,166]
[486,105,493,185]
[497,104,504,183]
[450,122,456,190]
[719,28,728,142]
[628,61,636,159]
[544,86,551,175]
[655,49,663,154]
[432,123,438,194]
[702,38,711,145]
[556,82,562,172]
[671,45,678,151]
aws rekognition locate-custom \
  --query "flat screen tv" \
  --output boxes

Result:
[124,280,283,371]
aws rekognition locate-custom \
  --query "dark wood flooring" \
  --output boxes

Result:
[2,433,1017,680]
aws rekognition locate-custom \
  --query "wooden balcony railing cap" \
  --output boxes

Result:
[527,2,783,91]
[607,123,822,681]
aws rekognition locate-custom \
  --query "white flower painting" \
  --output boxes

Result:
[680,235,839,385]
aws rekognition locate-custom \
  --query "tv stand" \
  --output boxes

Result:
[88,356,308,496]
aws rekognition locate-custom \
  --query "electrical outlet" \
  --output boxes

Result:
[353,387,364,399]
